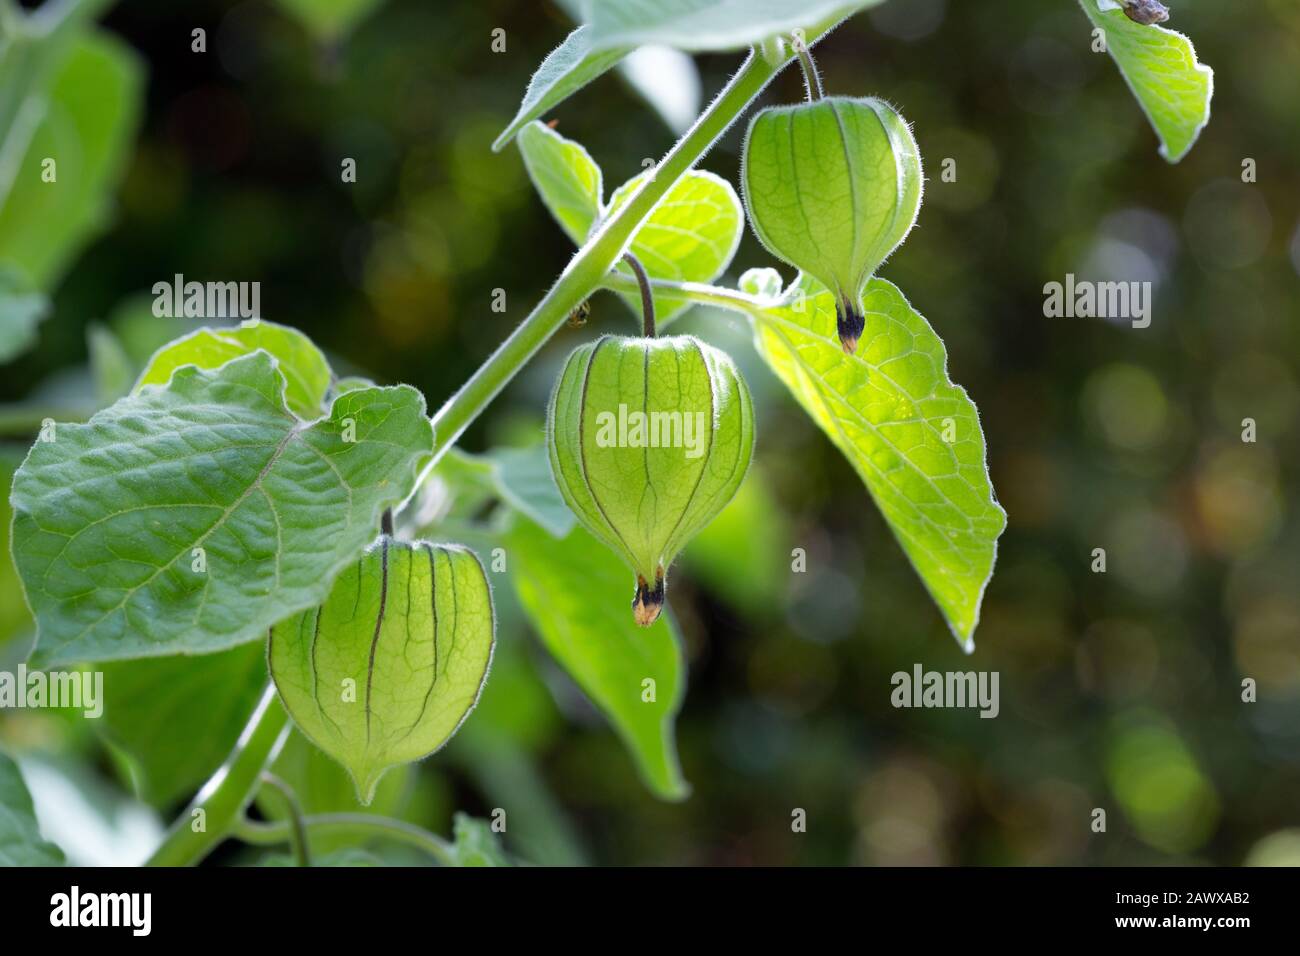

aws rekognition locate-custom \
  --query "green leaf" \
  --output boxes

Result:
[268,537,495,803]
[0,273,49,364]
[518,122,742,325]
[97,644,268,807]
[447,812,511,866]
[1079,0,1213,162]
[608,169,744,324]
[492,26,632,152]
[87,323,133,403]
[11,351,434,667]
[274,0,385,42]
[0,31,143,290]
[585,0,886,52]
[517,120,603,246]
[507,515,688,800]
[0,749,64,866]
[741,270,1005,649]
[135,322,333,421]
[483,443,575,539]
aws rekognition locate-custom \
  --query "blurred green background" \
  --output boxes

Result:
[2,0,1298,866]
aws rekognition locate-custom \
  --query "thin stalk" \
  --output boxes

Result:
[145,685,290,867]
[791,33,825,101]
[622,253,656,338]
[422,17,847,476]
[601,271,766,319]
[234,813,457,867]
[259,772,311,867]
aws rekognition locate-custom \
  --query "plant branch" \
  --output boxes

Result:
[791,33,825,101]
[233,812,457,866]
[622,253,656,338]
[417,19,848,496]
[145,685,290,867]
[601,271,767,320]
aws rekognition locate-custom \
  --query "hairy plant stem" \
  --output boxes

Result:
[145,686,289,866]
[791,33,825,101]
[422,19,844,476]
[233,813,458,866]
[601,271,768,320]
[623,252,656,338]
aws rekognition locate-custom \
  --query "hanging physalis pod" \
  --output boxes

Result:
[547,334,755,626]
[741,96,923,354]
[269,536,494,803]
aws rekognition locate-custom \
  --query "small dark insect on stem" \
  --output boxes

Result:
[622,253,657,338]
[381,508,394,537]
[790,32,825,101]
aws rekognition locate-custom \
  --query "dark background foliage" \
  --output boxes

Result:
[3,0,1298,865]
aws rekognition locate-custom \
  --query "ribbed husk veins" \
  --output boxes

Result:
[547,334,755,626]
[741,96,923,354]
[268,536,495,803]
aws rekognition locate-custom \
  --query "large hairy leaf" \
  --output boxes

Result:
[1079,0,1213,162]
[11,352,433,667]
[507,515,688,800]
[0,750,64,866]
[741,269,1005,648]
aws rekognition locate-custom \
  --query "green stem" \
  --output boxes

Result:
[233,812,457,866]
[423,19,847,475]
[145,685,290,867]
[601,271,766,319]
[791,33,825,101]
[259,772,311,867]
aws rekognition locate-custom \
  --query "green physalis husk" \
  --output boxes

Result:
[741,95,923,354]
[547,334,755,626]
[268,535,494,803]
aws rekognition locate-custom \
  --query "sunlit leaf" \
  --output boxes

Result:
[741,269,1005,648]
[135,322,333,420]
[517,120,603,246]
[1079,0,1213,162]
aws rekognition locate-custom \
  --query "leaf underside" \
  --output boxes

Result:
[11,351,433,667]
[1079,0,1213,162]
[743,270,1005,648]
